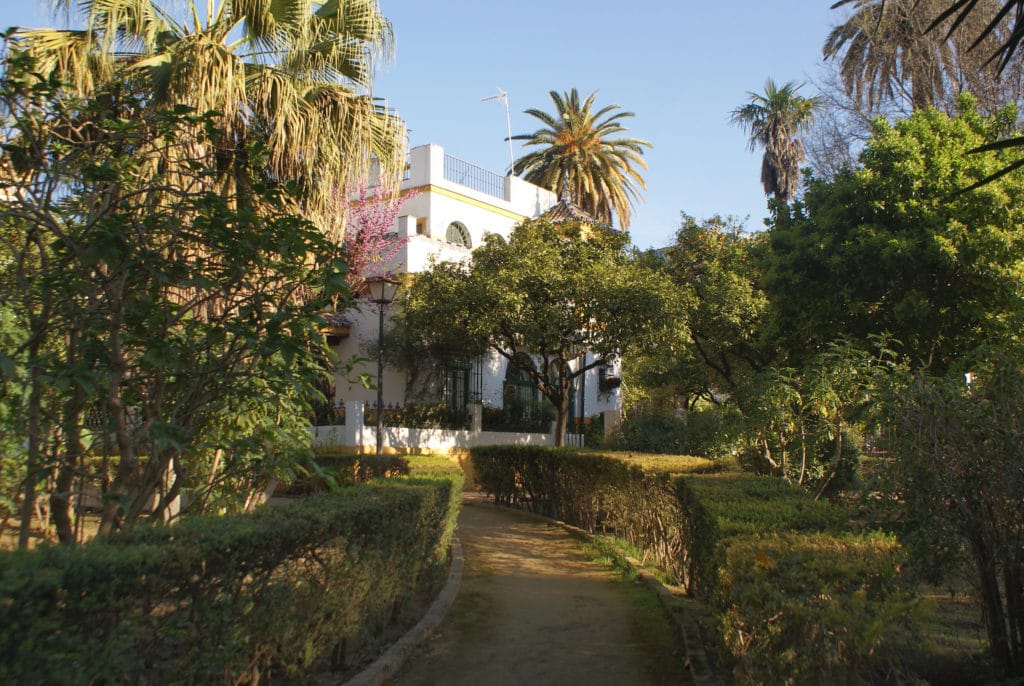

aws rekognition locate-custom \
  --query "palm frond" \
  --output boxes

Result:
[510,88,651,229]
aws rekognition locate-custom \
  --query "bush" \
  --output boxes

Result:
[609,412,689,454]
[280,453,410,494]
[364,402,469,429]
[611,406,743,458]
[0,460,463,685]
[481,400,554,433]
[719,533,920,685]
[469,446,920,682]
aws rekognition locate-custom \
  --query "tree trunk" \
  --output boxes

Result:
[554,401,568,447]
[52,331,85,544]
[98,323,136,537]
[1003,559,1023,675]
[18,351,43,548]
[970,531,1015,676]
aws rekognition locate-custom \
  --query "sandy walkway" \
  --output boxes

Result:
[392,500,689,686]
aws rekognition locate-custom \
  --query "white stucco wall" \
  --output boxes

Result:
[330,143,620,423]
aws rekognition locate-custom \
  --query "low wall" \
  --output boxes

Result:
[309,401,584,456]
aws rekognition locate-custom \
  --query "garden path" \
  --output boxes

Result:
[390,496,690,685]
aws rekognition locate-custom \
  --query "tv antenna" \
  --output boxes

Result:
[481,88,515,175]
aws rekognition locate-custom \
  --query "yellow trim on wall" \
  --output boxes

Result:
[405,184,527,221]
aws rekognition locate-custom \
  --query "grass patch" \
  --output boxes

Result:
[907,583,994,685]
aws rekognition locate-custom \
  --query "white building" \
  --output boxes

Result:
[323,144,622,450]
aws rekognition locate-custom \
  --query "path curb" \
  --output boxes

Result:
[341,536,464,686]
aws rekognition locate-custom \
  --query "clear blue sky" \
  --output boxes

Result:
[2,1,842,248]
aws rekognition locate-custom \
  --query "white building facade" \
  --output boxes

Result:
[324,144,622,451]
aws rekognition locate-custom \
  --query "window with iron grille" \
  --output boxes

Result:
[446,221,472,248]
[444,359,472,411]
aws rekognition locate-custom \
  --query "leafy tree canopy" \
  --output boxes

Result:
[731,79,820,204]
[401,219,681,445]
[763,95,1024,372]
[633,215,771,410]
[0,58,347,540]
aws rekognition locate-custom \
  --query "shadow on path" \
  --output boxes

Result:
[393,497,689,686]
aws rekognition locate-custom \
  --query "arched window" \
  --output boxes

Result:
[446,221,471,248]
[504,354,538,409]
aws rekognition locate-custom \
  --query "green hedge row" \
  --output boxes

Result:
[469,446,918,682]
[278,453,412,494]
[0,459,463,685]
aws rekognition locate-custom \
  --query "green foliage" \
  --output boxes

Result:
[736,338,902,493]
[0,463,463,684]
[629,215,769,413]
[610,405,744,458]
[764,99,1024,372]
[720,532,920,685]
[402,219,680,445]
[510,88,651,229]
[468,447,918,682]
[881,355,1024,677]
[609,412,691,454]
[483,394,555,433]
[677,473,848,598]
[730,79,820,203]
[277,453,411,495]
[0,62,350,535]
[363,402,470,429]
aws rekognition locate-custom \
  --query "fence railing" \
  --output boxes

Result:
[444,154,505,199]
[310,400,585,453]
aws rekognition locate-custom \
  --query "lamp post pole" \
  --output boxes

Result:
[365,276,399,456]
[376,301,386,456]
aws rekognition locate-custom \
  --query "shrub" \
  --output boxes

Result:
[0,460,463,685]
[611,406,743,458]
[280,453,410,494]
[469,446,920,682]
[609,411,689,454]
[364,402,469,429]
[481,400,554,433]
[719,533,920,685]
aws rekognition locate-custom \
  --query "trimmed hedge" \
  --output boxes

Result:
[279,453,411,494]
[469,446,917,682]
[677,473,847,596]
[0,458,463,685]
[720,532,919,685]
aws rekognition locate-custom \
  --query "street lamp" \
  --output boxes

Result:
[365,276,400,456]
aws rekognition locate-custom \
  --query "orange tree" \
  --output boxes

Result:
[400,219,681,446]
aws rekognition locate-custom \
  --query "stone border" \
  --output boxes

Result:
[341,536,464,686]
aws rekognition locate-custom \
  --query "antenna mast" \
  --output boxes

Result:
[481,88,515,175]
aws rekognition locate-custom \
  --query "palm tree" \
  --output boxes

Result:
[825,0,1011,113]
[730,79,820,204]
[13,0,407,230]
[510,89,651,230]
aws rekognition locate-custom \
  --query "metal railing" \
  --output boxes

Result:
[444,154,505,199]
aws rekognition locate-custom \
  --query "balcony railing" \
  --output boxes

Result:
[444,154,505,199]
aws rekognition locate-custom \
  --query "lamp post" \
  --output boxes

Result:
[365,276,400,456]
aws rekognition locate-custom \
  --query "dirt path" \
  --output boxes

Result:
[392,499,690,686]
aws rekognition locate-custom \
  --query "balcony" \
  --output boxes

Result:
[443,154,505,199]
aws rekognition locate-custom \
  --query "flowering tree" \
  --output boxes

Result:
[331,185,413,295]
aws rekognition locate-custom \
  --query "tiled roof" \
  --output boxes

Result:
[544,182,597,225]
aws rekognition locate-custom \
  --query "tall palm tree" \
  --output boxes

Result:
[12,0,407,230]
[730,79,820,204]
[510,88,651,230]
[826,0,1011,113]
[826,0,950,111]
[930,0,1024,73]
